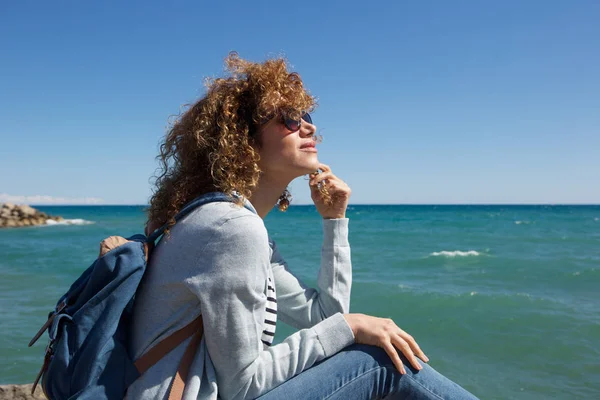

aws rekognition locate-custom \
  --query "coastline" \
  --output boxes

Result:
[0,203,64,229]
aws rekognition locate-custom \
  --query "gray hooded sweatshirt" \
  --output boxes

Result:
[127,199,355,400]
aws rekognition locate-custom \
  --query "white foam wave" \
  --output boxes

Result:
[515,220,531,225]
[430,250,480,257]
[45,219,95,226]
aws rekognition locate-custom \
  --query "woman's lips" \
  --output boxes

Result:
[300,143,317,152]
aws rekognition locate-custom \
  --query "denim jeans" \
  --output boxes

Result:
[256,344,479,399]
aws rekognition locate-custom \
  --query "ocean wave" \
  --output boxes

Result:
[515,220,531,225]
[430,250,480,257]
[45,219,95,226]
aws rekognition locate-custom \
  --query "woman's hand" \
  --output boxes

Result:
[309,163,351,219]
[98,236,129,257]
[99,236,149,261]
[344,313,429,374]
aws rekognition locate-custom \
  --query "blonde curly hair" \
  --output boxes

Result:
[147,52,317,228]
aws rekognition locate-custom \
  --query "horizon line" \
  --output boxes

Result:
[30,202,600,207]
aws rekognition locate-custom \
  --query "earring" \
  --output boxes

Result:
[277,188,292,212]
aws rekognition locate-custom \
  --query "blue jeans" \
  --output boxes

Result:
[256,344,478,399]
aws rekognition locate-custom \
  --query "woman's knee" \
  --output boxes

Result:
[340,344,421,374]
[337,344,478,400]
[335,344,398,373]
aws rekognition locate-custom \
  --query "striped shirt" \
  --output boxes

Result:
[261,274,277,347]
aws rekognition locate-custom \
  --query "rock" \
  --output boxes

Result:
[0,384,46,400]
[0,203,65,229]
[18,205,37,217]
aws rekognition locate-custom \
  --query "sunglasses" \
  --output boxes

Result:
[281,112,312,132]
[259,112,312,132]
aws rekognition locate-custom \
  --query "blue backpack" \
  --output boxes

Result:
[29,192,254,399]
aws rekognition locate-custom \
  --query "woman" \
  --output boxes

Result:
[124,53,478,400]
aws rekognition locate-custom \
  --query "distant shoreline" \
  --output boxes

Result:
[31,203,600,207]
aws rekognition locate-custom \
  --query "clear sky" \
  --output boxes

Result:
[1,1,599,205]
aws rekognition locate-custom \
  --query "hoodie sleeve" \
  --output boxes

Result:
[184,214,354,400]
[270,218,352,329]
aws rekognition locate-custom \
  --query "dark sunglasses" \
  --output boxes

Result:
[281,112,312,132]
[258,111,313,133]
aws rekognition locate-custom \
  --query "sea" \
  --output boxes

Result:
[1,205,599,399]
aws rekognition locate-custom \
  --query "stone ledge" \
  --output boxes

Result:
[0,384,46,400]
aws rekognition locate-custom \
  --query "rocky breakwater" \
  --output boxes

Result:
[0,203,64,228]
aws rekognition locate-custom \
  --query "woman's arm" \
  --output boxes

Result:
[185,214,354,400]
[271,163,353,328]
[270,217,352,329]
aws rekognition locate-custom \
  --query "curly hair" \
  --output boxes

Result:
[147,52,317,229]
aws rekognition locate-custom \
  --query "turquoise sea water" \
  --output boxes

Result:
[1,205,599,398]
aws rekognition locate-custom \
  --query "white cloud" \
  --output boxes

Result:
[0,193,105,205]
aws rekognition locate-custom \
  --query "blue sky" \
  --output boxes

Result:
[1,1,599,205]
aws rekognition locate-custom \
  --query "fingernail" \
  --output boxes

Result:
[400,369,406,375]
[424,356,429,362]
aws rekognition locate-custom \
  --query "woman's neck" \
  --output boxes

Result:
[248,174,291,219]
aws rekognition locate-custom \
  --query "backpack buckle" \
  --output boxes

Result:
[45,338,56,356]
[28,300,67,348]
[56,299,67,313]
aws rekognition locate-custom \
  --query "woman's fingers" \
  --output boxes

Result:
[98,236,129,257]
[383,342,406,375]
[309,169,335,181]
[346,314,428,376]
[317,163,331,173]
[391,334,422,371]
[309,171,335,186]
[398,329,429,362]
[310,171,348,192]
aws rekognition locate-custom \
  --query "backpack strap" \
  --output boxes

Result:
[168,326,204,400]
[134,315,203,400]
[133,315,203,374]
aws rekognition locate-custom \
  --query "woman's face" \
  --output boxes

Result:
[256,114,319,182]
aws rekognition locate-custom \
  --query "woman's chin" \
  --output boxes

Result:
[304,159,320,173]
[291,163,319,178]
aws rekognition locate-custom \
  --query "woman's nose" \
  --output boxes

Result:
[300,121,317,138]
